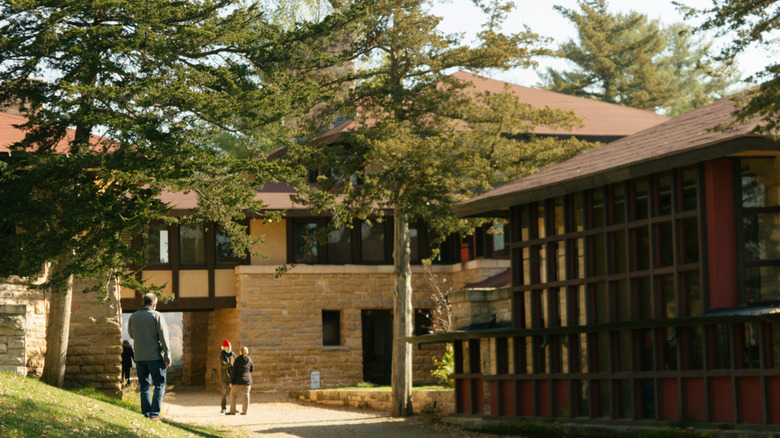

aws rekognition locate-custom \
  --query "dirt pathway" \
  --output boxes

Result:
[161,387,510,438]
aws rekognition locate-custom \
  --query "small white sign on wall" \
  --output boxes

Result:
[310,371,320,389]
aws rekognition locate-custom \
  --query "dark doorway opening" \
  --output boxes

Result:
[361,309,393,385]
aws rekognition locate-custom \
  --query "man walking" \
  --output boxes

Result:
[128,293,171,420]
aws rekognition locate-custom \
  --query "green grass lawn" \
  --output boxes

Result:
[0,372,231,438]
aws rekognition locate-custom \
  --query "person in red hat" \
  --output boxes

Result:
[219,339,235,413]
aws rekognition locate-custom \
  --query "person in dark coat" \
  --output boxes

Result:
[121,340,134,386]
[218,339,235,413]
[226,346,253,415]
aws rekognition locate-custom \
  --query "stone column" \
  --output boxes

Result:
[182,311,209,385]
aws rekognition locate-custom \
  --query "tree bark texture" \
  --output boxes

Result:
[391,209,413,417]
[40,259,73,388]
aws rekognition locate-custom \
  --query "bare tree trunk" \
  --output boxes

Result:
[391,209,413,417]
[41,258,73,387]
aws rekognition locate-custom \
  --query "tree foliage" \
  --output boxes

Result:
[0,0,366,385]
[683,0,780,132]
[542,0,738,114]
[288,0,593,416]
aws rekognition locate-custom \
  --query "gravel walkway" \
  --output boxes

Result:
[161,387,513,438]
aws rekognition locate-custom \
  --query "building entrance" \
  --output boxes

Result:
[361,309,393,385]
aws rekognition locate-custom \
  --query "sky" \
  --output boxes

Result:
[432,0,776,88]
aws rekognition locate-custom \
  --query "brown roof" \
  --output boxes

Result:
[0,112,108,153]
[316,71,669,141]
[454,94,780,217]
[159,182,309,214]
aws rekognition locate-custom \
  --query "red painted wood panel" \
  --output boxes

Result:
[518,380,534,416]
[738,377,762,423]
[704,160,738,309]
[684,378,706,422]
[500,380,516,416]
[555,379,570,417]
[457,378,471,414]
[768,377,780,423]
[490,381,499,416]
[660,378,680,420]
[710,377,734,423]
[538,380,551,416]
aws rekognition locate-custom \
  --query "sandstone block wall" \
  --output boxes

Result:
[65,281,123,398]
[0,276,47,376]
[0,303,27,375]
[182,311,209,385]
[212,262,503,393]
[450,287,512,330]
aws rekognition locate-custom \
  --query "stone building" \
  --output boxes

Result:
[2,73,667,396]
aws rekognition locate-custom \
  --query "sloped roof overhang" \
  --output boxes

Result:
[454,135,780,218]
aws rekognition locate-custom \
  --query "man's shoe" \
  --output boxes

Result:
[240,412,247,415]
[225,412,236,415]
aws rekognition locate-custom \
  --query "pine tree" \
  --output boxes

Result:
[289,0,593,416]
[0,0,364,387]
[686,0,780,132]
[542,0,737,114]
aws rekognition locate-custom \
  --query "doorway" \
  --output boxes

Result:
[361,309,393,385]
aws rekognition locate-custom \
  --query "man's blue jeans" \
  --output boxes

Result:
[136,359,167,418]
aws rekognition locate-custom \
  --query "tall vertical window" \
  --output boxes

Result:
[179,223,206,265]
[293,221,319,264]
[216,227,242,263]
[327,226,352,264]
[361,221,385,263]
[144,223,170,264]
[741,158,780,302]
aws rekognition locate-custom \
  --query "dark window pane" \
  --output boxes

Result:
[590,234,606,276]
[293,222,318,264]
[743,213,780,260]
[179,223,205,265]
[657,173,672,216]
[591,190,605,228]
[612,184,625,225]
[414,310,432,336]
[741,158,780,207]
[328,226,352,264]
[610,230,627,274]
[659,274,676,319]
[711,325,731,369]
[746,265,780,302]
[144,223,169,264]
[663,327,678,370]
[683,271,702,317]
[638,330,654,371]
[594,282,610,324]
[573,193,585,232]
[635,277,652,320]
[633,179,649,220]
[632,226,650,271]
[520,205,531,241]
[597,332,610,373]
[686,326,704,370]
[680,218,699,264]
[216,228,242,263]
[681,168,697,211]
[740,323,761,369]
[655,222,674,268]
[361,222,385,263]
[410,227,420,262]
[615,280,630,322]
[322,310,340,346]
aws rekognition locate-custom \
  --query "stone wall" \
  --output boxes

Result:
[182,311,209,385]
[450,287,512,330]
[207,261,506,393]
[0,303,27,375]
[0,276,47,376]
[64,281,123,398]
[294,388,455,416]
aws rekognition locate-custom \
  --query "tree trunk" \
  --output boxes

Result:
[391,209,413,417]
[40,258,73,387]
